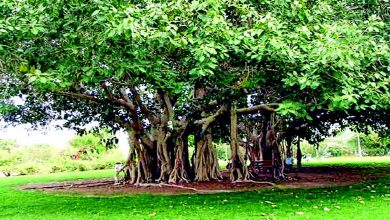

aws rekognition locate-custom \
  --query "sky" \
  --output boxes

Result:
[0,96,135,154]
[0,121,129,155]
[0,123,76,148]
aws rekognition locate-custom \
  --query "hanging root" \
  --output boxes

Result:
[266,123,285,180]
[169,138,190,183]
[168,159,189,183]
[194,134,221,181]
[229,154,249,182]
[229,105,249,181]
[156,128,172,183]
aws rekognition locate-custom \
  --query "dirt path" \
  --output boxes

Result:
[19,166,390,195]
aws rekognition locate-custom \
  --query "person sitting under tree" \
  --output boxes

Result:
[285,156,293,173]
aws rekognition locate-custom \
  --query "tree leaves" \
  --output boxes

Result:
[0,0,389,146]
[276,101,312,120]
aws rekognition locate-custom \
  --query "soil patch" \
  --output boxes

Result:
[19,166,390,195]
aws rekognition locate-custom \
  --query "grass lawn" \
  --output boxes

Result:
[303,156,390,167]
[1,158,389,220]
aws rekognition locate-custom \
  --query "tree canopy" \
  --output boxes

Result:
[1,0,389,183]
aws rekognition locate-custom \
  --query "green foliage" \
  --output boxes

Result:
[361,133,390,156]
[0,139,18,151]
[0,140,124,175]
[320,138,358,157]
[1,0,388,123]
[0,139,20,167]
[0,150,20,167]
[276,101,311,120]
[214,142,231,161]
[300,129,390,158]
[69,130,114,159]
[300,130,358,158]
[0,0,389,176]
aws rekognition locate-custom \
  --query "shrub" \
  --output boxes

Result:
[0,143,125,175]
[327,147,344,157]
[49,165,66,173]
[12,162,47,175]
[215,142,231,161]
[0,139,18,152]
[361,133,390,156]
[0,150,21,167]
[69,130,116,159]
[301,130,363,158]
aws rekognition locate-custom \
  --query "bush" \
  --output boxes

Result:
[215,142,230,161]
[0,139,18,151]
[69,130,115,159]
[327,147,344,157]
[12,162,48,175]
[49,165,66,173]
[0,139,22,167]
[0,150,21,167]
[300,130,362,158]
[361,133,390,156]
[0,141,124,175]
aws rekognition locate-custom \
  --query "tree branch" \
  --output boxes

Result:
[237,103,278,114]
[194,106,228,132]
[100,80,113,100]
[119,88,136,111]
[129,85,159,124]
[163,93,174,120]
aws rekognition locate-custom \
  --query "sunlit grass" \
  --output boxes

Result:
[303,156,390,167]
[1,160,389,220]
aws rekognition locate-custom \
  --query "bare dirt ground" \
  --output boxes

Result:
[19,166,390,195]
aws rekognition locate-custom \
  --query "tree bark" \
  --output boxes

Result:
[125,129,138,184]
[296,136,302,172]
[169,132,192,183]
[126,129,154,184]
[257,131,264,161]
[285,135,292,158]
[154,91,175,182]
[266,124,285,180]
[194,131,221,181]
[230,104,248,181]
[155,126,172,182]
[236,103,278,114]
[239,123,262,163]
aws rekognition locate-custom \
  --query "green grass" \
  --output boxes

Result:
[1,159,390,220]
[303,156,390,167]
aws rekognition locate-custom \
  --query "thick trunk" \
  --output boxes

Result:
[156,126,172,182]
[296,136,302,172]
[283,135,293,173]
[192,85,221,181]
[285,135,292,158]
[257,131,264,161]
[194,132,221,181]
[243,125,262,162]
[251,128,263,161]
[169,133,192,183]
[125,129,137,184]
[266,124,285,180]
[154,91,175,182]
[126,129,154,184]
[230,104,248,181]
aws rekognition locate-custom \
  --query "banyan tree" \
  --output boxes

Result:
[1,0,389,184]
